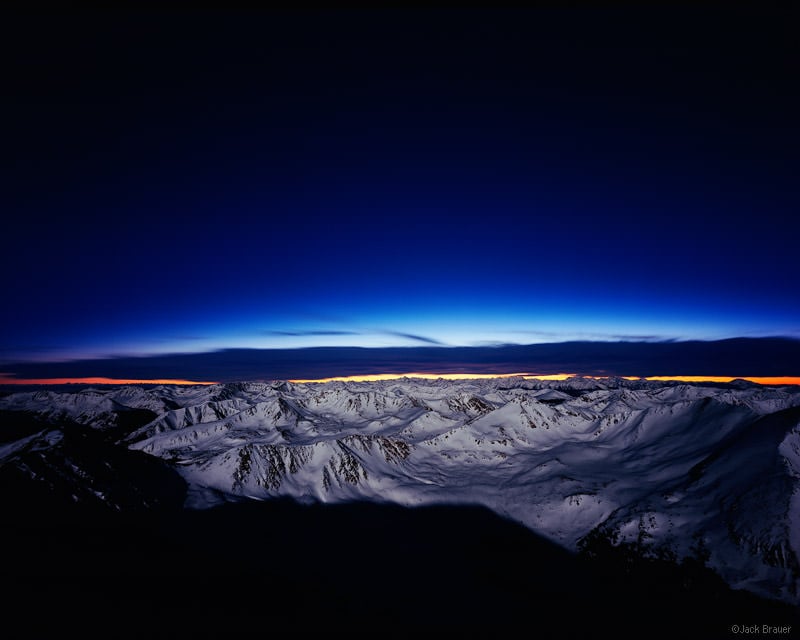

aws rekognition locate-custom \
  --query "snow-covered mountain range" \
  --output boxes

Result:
[2,376,799,608]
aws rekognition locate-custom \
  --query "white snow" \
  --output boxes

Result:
[3,376,799,605]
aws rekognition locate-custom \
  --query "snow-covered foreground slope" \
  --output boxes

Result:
[3,377,800,605]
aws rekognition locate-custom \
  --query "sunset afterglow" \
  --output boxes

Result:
[2,372,798,387]
[3,10,800,639]
[3,10,798,391]
[288,372,560,383]
[640,376,800,385]
[0,375,217,386]
[288,373,800,385]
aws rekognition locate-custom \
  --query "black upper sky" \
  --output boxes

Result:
[2,7,799,379]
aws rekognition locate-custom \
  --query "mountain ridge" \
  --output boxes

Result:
[2,376,799,612]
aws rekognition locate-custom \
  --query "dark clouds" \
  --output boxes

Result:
[262,329,444,345]
[262,330,360,337]
[382,332,446,346]
[2,338,798,383]
[2,9,799,364]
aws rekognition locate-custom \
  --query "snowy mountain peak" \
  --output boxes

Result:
[2,377,800,606]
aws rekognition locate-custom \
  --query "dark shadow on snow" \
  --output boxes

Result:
[4,496,799,639]
[1,408,798,639]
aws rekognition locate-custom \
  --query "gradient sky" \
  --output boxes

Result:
[3,8,799,378]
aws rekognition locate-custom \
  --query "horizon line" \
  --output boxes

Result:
[2,373,799,386]
[288,373,800,385]
[0,376,218,386]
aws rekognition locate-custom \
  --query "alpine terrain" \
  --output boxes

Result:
[2,377,799,637]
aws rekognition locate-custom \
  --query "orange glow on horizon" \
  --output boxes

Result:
[289,372,800,386]
[640,375,800,385]
[1,373,797,387]
[288,372,549,383]
[0,375,217,386]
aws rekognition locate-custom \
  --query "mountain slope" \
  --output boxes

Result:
[2,377,799,609]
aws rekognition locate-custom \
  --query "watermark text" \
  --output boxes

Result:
[731,624,792,635]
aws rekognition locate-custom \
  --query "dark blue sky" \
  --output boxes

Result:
[3,8,799,378]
